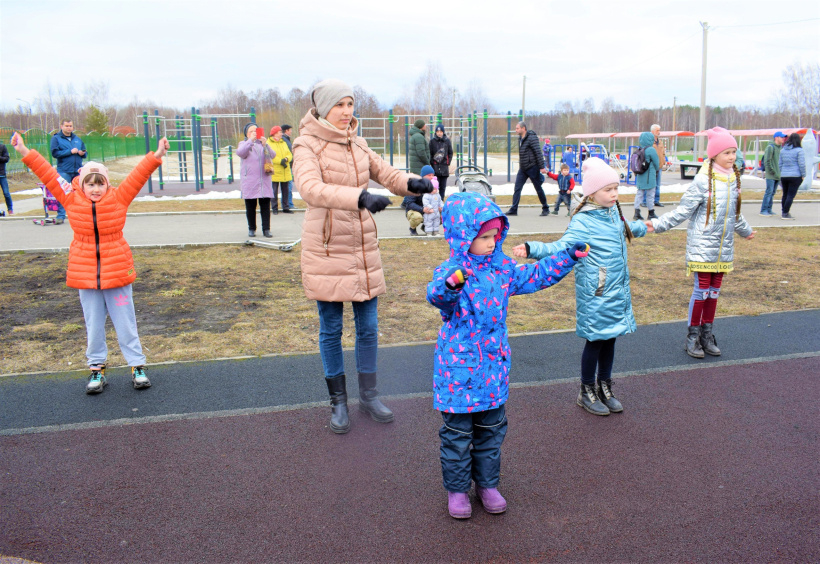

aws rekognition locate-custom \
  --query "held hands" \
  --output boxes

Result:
[746,230,757,240]
[407,178,434,194]
[444,267,471,291]
[570,242,590,259]
[358,190,391,214]
[511,244,528,258]
[10,132,30,157]
[154,137,170,159]
[644,220,655,233]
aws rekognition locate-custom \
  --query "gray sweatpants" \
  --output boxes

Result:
[634,187,656,211]
[424,211,442,234]
[79,284,146,368]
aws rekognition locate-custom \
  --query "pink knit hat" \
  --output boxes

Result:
[476,217,503,241]
[580,157,619,196]
[706,127,738,159]
[77,161,110,186]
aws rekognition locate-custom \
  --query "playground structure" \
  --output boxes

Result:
[136,108,260,193]
[355,109,525,182]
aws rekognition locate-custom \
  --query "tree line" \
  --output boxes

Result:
[3,62,816,145]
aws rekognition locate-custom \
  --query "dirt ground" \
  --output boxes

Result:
[0,227,817,375]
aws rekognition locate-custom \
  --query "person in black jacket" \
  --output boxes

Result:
[429,124,453,199]
[507,122,549,216]
[0,140,11,215]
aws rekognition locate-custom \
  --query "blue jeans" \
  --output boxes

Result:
[317,297,378,378]
[761,178,779,213]
[0,176,11,212]
[440,405,508,492]
[287,180,294,208]
[553,192,571,212]
[56,171,76,220]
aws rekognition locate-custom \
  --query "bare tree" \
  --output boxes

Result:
[779,61,820,129]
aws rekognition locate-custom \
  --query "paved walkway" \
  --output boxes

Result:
[1,311,819,562]
[1,200,818,253]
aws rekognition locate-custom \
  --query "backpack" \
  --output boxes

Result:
[629,147,650,174]
[433,147,447,164]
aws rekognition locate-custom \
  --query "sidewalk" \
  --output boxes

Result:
[1,200,818,253]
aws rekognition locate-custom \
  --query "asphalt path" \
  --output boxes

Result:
[0,201,818,252]
[1,310,819,563]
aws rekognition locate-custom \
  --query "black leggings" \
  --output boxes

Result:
[780,176,802,214]
[581,338,616,386]
[245,198,271,231]
[436,175,448,199]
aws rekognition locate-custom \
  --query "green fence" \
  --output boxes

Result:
[0,127,147,176]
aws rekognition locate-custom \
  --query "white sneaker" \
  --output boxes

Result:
[86,366,107,394]
[131,366,151,389]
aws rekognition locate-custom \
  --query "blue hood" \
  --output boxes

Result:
[442,192,509,263]
[639,132,655,148]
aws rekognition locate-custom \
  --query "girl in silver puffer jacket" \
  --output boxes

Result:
[647,127,756,359]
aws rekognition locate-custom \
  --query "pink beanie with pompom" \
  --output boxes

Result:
[581,157,619,196]
[706,127,738,159]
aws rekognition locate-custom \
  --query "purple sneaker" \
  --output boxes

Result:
[447,492,471,519]
[476,486,507,514]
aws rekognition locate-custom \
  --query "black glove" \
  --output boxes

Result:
[280,158,288,167]
[570,242,590,259]
[407,178,434,194]
[358,190,391,214]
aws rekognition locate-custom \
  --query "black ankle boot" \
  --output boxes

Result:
[647,210,658,219]
[633,210,643,221]
[325,375,350,434]
[576,384,610,416]
[699,323,721,356]
[358,372,394,423]
[686,325,705,358]
[597,379,623,413]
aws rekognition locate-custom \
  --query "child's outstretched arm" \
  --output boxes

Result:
[116,137,169,205]
[13,133,72,205]
[513,219,591,261]
[650,180,705,234]
[509,242,588,296]
[427,263,471,316]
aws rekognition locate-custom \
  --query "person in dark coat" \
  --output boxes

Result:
[429,124,453,199]
[408,119,431,175]
[50,119,87,224]
[506,122,549,216]
[0,140,11,215]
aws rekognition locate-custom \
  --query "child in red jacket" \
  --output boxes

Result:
[549,163,575,215]
[11,132,169,395]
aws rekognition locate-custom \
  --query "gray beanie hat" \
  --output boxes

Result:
[311,79,355,118]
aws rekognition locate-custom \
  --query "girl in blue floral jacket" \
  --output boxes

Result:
[427,192,588,519]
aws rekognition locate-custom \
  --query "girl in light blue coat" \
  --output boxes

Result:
[513,157,647,416]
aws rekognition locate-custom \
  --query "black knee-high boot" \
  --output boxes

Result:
[325,375,350,434]
[358,372,394,423]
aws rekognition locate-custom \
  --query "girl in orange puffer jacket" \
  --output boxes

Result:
[11,132,169,395]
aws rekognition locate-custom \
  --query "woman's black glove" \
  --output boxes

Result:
[407,178,434,194]
[358,190,391,214]
[280,158,288,167]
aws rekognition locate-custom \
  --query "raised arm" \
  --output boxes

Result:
[651,179,705,234]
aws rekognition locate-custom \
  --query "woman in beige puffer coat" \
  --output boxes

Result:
[292,79,434,434]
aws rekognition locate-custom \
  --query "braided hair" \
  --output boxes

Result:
[704,159,742,227]
[570,194,634,243]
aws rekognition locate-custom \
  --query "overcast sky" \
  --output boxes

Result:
[1,0,818,114]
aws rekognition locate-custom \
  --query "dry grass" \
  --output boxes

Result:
[0,226,817,375]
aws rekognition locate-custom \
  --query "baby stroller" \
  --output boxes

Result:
[455,165,494,202]
[32,183,60,225]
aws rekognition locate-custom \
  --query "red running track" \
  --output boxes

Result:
[2,357,818,563]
